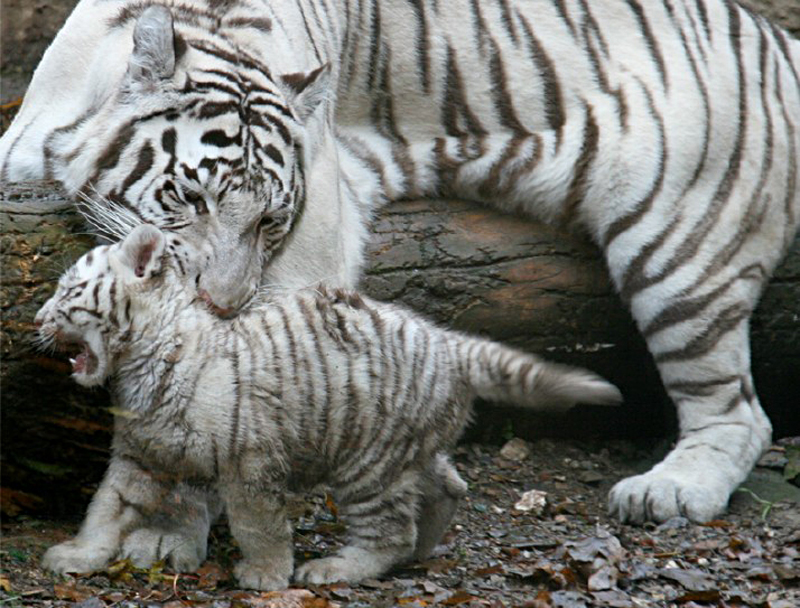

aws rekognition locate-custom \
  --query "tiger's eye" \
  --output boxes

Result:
[258,215,277,231]
[185,191,209,215]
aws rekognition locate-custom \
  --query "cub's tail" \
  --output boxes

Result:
[463,339,622,411]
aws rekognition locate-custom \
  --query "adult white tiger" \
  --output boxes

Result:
[1,0,798,571]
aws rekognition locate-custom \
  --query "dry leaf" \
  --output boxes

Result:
[248,589,338,608]
[53,582,94,602]
[196,562,227,588]
[442,590,476,605]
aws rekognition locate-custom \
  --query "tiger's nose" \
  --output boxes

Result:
[198,289,237,318]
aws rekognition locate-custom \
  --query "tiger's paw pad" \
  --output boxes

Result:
[234,560,291,591]
[609,473,728,524]
[42,540,116,575]
[121,528,205,572]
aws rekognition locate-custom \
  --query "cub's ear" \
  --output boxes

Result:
[127,5,176,89]
[281,63,331,122]
[112,224,166,281]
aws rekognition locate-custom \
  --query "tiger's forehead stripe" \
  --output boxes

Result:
[109,2,272,34]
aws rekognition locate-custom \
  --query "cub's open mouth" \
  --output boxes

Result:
[58,339,98,375]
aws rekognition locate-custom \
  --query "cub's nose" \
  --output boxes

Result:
[33,309,46,328]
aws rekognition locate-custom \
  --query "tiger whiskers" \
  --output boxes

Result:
[76,189,143,242]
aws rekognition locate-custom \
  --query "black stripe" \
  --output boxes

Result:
[497,0,519,45]
[228,333,242,457]
[487,37,527,133]
[441,46,487,137]
[517,13,565,145]
[653,302,750,363]
[603,83,667,249]
[406,0,431,93]
[625,0,669,91]
[120,141,155,195]
[561,104,600,226]
[695,0,711,41]
[642,264,761,337]
[201,129,241,147]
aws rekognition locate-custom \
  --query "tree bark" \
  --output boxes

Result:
[2,181,799,517]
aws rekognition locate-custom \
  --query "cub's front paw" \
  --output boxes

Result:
[234,560,291,591]
[121,528,206,572]
[42,540,116,575]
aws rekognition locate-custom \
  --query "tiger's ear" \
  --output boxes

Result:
[281,63,331,122]
[127,6,176,88]
[112,225,166,282]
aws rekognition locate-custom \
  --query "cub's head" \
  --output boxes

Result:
[35,225,174,387]
[46,6,330,314]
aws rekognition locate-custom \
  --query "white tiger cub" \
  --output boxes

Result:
[36,224,621,589]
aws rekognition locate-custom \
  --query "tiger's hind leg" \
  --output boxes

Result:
[294,469,422,584]
[608,254,773,523]
[413,454,467,561]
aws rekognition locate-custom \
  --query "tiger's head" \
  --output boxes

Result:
[43,6,331,315]
[36,224,184,387]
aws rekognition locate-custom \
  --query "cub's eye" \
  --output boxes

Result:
[184,191,209,215]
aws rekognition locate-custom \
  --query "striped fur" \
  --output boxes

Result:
[2,0,798,535]
[35,225,620,588]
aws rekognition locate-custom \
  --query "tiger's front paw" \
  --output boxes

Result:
[295,547,391,584]
[609,471,728,524]
[42,540,116,575]
[234,560,291,591]
[121,528,206,572]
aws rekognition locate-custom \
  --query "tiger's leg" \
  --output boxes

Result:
[413,454,467,561]
[608,263,772,523]
[119,482,219,571]
[294,469,421,584]
[42,455,182,574]
[222,483,293,591]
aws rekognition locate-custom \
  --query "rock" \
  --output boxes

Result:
[500,438,532,461]
[514,489,548,515]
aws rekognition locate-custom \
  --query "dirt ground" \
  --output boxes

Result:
[2,438,799,607]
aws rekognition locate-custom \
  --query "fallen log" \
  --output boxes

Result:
[1,181,798,517]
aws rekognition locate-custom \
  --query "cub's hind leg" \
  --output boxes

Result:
[607,241,774,523]
[221,482,293,591]
[294,469,422,584]
[413,454,467,561]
